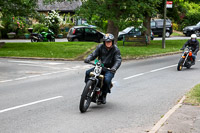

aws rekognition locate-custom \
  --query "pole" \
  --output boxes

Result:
[162,0,167,49]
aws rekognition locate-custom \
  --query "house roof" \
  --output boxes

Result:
[37,0,82,12]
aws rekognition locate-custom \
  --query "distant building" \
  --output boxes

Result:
[37,0,82,13]
[37,0,82,24]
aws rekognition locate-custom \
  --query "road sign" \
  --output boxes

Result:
[166,1,173,8]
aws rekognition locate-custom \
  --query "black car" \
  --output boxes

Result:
[151,19,173,37]
[118,26,154,40]
[67,26,104,42]
[183,22,200,37]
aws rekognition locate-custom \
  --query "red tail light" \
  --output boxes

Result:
[73,29,76,34]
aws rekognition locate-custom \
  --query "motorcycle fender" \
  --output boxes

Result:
[89,77,96,81]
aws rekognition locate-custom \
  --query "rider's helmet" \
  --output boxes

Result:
[103,33,114,45]
[191,34,197,42]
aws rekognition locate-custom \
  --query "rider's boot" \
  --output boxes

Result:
[101,93,107,104]
[192,58,195,65]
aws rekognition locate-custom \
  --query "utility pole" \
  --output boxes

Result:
[162,0,167,49]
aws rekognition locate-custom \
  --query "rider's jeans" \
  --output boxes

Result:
[192,54,196,61]
[85,67,115,94]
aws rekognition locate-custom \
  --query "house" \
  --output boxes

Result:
[37,0,82,13]
[37,0,82,23]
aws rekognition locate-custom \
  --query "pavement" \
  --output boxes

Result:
[157,104,200,133]
[0,38,200,133]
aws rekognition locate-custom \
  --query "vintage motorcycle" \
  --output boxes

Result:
[31,30,55,42]
[79,60,112,113]
[177,46,195,71]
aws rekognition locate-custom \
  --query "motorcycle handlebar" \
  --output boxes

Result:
[85,62,110,71]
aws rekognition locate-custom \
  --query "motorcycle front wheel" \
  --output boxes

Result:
[79,80,94,113]
[177,58,184,71]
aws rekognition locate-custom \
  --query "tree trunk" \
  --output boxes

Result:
[143,14,151,44]
[106,20,119,45]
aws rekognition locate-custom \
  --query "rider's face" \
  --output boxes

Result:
[105,41,112,48]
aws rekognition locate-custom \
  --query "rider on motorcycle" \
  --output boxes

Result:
[84,33,122,104]
[181,34,199,64]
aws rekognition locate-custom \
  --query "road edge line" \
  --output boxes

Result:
[149,95,186,133]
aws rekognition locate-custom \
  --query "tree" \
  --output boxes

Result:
[0,0,39,37]
[76,0,161,43]
[0,0,38,17]
[137,0,161,43]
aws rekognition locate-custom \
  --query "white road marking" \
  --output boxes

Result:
[0,96,63,114]
[8,61,35,64]
[18,64,59,69]
[124,64,177,80]
[0,70,70,83]
[9,61,65,65]
[46,62,64,65]
[150,64,177,72]
[0,79,13,83]
[72,66,81,69]
[149,96,186,133]
[124,73,146,80]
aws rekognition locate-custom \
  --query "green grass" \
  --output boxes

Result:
[0,42,98,59]
[171,32,184,36]
[117,40,188,59]
[184,84,200,106]
[0,39,196,60]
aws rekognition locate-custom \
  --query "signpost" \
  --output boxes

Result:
[162,1,173,49]
[166,1,173,8]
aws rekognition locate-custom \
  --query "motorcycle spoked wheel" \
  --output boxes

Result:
[177,58,185,71]
[31,38,38,42]
[79,80,94,113]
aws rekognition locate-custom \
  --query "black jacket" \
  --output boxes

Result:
[86,44,122,70]
[182,39,199,55]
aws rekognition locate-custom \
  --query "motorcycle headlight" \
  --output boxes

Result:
[95,69,100,74]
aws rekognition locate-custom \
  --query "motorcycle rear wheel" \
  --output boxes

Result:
[31,38,38,42]
[79,80,94,113]
[177,58,184,71]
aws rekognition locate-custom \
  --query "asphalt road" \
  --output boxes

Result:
[0,55,200,133]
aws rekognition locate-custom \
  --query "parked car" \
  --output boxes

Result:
[67,26,104,42]
[151,19,173,37]
[183,22,200,37]
[118,26,154,40]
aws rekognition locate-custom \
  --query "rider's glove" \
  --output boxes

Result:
[110,68,116,73]
[84,58,90,63]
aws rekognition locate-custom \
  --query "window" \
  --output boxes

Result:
[85,28,96,34]
[76,28,83,33]
[151,22,156,27]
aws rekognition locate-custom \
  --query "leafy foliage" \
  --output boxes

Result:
[45,10,62,35]
[0,0,38,17]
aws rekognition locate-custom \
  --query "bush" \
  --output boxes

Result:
[45,10,62,35]
[172,23,179,31]
[33,23,48,33]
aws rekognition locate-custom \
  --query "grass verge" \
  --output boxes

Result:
[0,39,195,60]
[117,39,187,59]
[0,42,97,60]
[184,84,200,106]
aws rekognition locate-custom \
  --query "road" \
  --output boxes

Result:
[0,55,200,133]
